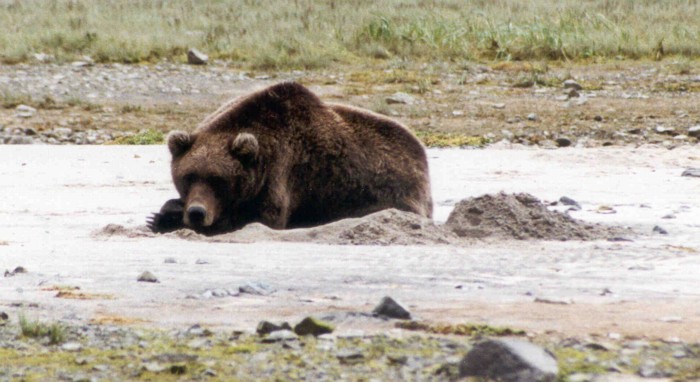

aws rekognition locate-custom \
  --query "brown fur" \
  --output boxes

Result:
[159,81,432,234]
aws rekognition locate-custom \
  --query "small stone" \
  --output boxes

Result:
[534,297,573,305]
[261,329,298,343]
[658,316,682,323]
[293,317,334,336]
[688,125,700,138]
[593,115,603,122]
[0,311,8,321]
[15,104,36,118]
[137,271,159,283]
[256,320,292,336]
[7,136,35,144]
[567,88,580,98]
[661,214,676,219]
[527,113,538,121]
[372,296,411,320]
[61,342,83,352]
[459,338,558,382]
[652,225,668,235]
[655,125,676,135]
[163,257,176,264]
[563,79,583,90]
[336,349,365,365]
[202,369,217,377]
[187,48,208,65]
[143,362,166,373]
[492,103,506,109]
[195,259,209,265]
[12,266,27,274]
[238,281,275,295]
[555,137,572,147]
[681,168,700,177]
[385,92,415,105]
[559,196,581,210]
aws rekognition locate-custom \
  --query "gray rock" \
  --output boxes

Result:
[492,103,506,109]
[527,113,538,121]
[563,79,583,90]
[256,320,292,336]
[594,115,603,122]
[336,349,365,364]
[142,362,166,373]
[187,48,208,65]
[652,225,668,235]
[385,92,415,105]
[238,281,275,295]
[567,88,580,98]
[688,125,700,138]
[559,196,581,210]
[655,125,676,135]
[261,329,297,343]
[163,257,176,264]
[0,311,8,321]
[372,296,411,320]
[14,104,36,119]
[459,338,558,382]
[137,271,159,283]
[61,342,83,352]
[682,168,700,177]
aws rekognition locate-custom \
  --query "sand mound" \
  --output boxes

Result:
[96,193,627,245]
[445,192,622,241]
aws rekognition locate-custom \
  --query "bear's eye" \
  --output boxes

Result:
[208,175,227,189]
[183,173,197,185]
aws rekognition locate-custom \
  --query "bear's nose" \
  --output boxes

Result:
[187,205,207,226]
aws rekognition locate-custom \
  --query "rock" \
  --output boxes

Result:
[655,125,676,136]
[567,88,580,98]
[7,136,35,144]
[527,113,538,121]
[256,320,292,336]
[261,329,298,343]
[32,53,54,63]
[555,137,572,147]
[534,297,573,305]
[459,338,558,382]
[143,362,166,373]
[594,115,603,122]
[559,196,581,210]
[336,349,365,365]
[12,266,27,274]
[293,317,334,336]
[0,311,8,321]
[492,103,506,109]
[163,257,176,264]
[187,48,208,65]
[372,296,411,320]
[195,258,209,265]
[170,364,187,375]
[563,79,583,90]
[238,281,275,296]
[61,342,83,352]
[137,271,159,283]
[688,125,700,138]
[15,104,37,118]
[385,92,415,105]
[652,225,668,235]
[681,168,700,177]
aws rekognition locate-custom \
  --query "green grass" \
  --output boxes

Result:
[110,128,164,145]
[18,315,66,345]
[1,1,699,67]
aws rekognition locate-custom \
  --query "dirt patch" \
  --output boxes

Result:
[445,192,625,241]
[96,193,626,244]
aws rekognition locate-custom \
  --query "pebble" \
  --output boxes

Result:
[372,296,411,320]
[61,342,83,352]
[563,79,583,90]
[187,48,209,65]
[256,320,292,336]
[593,115,603,122]
[137,271,159,283]
[688,125,700,138]
[567,88,580,98]
[559,196,581,210]
[652,225,668,235]
[15,104,37,118]
[260,329,298,343]
[681,168,700,177]
[293,317,334,336]
[163,257,176,264]
[527,113,538,121]
[491,103,506,109]
[238,281,275,296]
[555,137,572,147]
[385,92,415,105]
[459,338,558,382]
[654,125,676,135]
[336,349,365,365]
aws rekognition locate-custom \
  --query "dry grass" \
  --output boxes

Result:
[1,0,699,67]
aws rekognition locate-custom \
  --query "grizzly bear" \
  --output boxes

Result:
[147,81,432,235]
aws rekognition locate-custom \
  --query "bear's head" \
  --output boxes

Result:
[167,130,263,232]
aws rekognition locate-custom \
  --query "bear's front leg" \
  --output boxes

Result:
[147,198,185,233]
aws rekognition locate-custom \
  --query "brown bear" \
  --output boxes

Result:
[147,81,432,235]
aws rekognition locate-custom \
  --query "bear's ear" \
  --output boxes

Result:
[229,133,259,165]
[167,130,193,157]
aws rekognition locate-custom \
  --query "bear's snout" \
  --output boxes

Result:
[186,204,208,227]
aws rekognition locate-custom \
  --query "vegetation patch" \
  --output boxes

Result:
[109,129,164,145]
[396,321,527,337]
[18,315,66,345]
[415,131,490,148]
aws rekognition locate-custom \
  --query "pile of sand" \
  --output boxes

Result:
[96,193,627,245]
[445,192,621,241]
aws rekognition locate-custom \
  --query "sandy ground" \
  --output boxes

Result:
[1,145,699,341]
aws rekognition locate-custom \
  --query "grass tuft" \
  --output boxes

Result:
[109,129,164,145]
[18,315,67,345]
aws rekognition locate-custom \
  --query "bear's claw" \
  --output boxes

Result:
[147,198,186,233]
